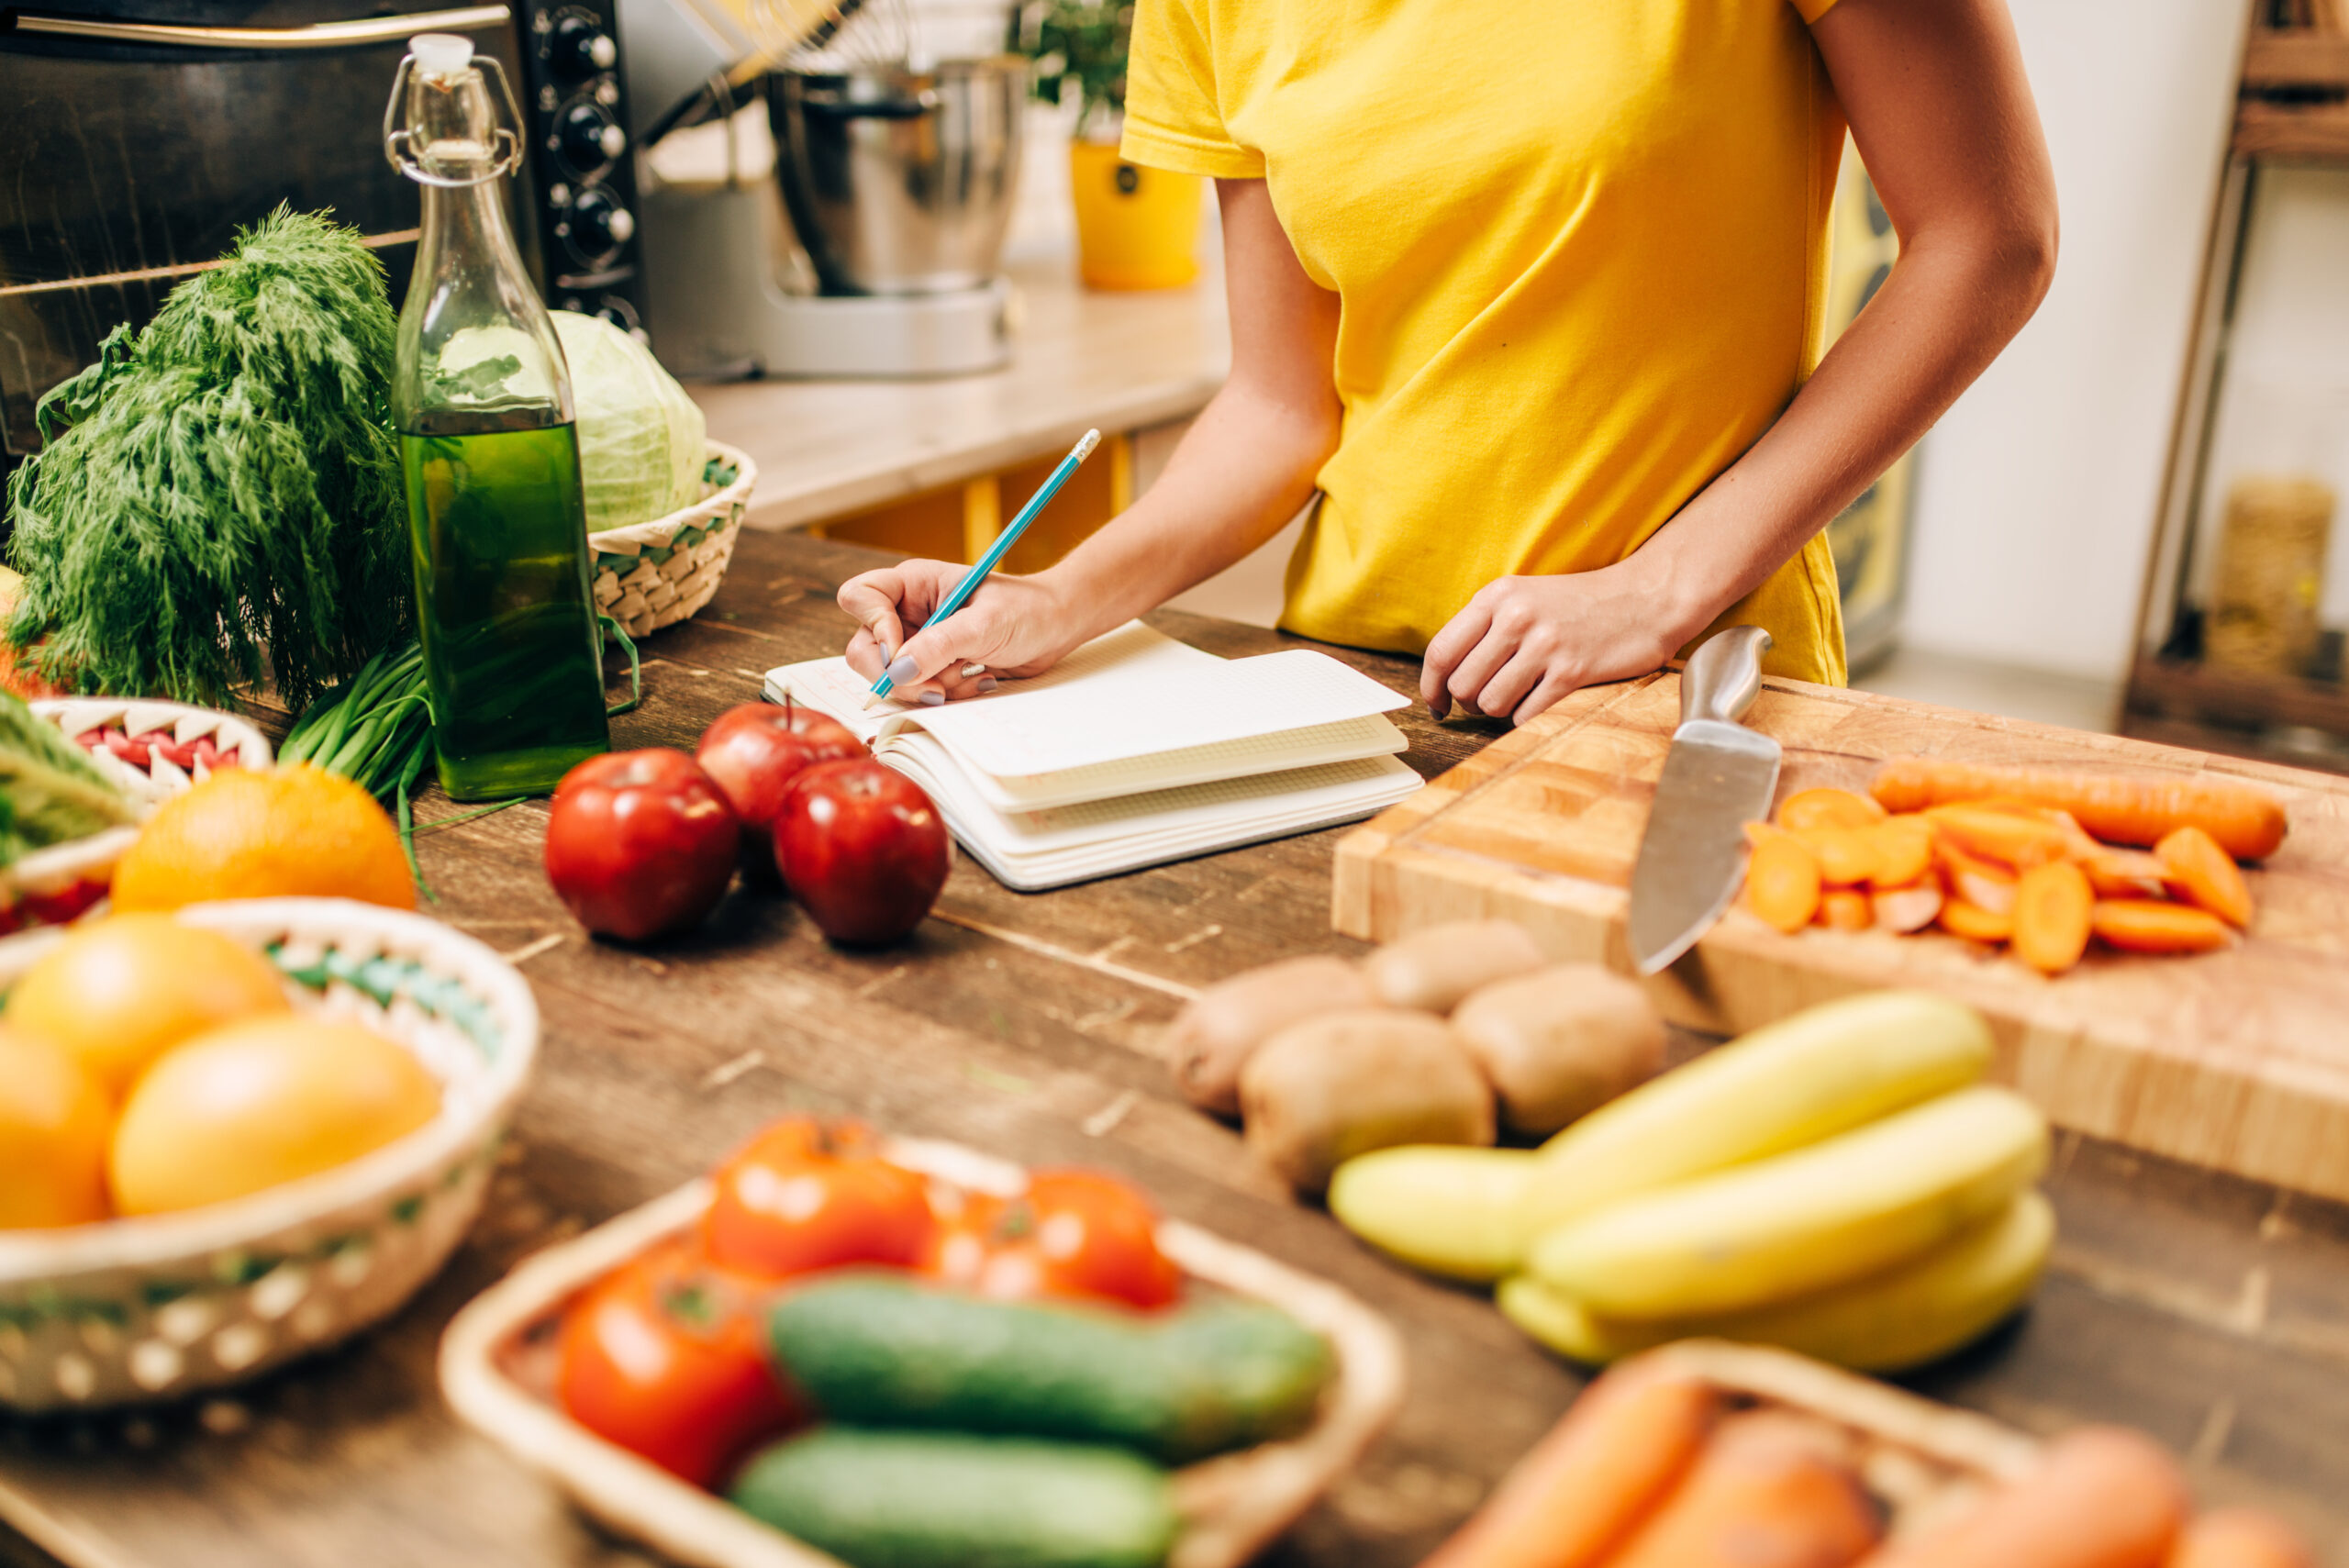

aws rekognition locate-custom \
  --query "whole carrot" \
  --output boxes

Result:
[2165,1507,2316,1568]
[1855,1426,2188,1568]
[1870,759,2287,862]
[1421,1363,1717,1568]
[1600,1409,1883,1568]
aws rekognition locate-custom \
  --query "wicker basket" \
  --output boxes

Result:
[440,1138,1407,1568]
[1631,1340,2040,1543]
[0,898,540,1412]
[0,700,274,936]
[589,440,757,640]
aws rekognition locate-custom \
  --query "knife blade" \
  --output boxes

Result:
[1628,625,1780,975]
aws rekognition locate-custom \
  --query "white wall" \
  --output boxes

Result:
[1898,0,2244,680]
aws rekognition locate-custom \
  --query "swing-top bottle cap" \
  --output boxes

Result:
[410,33,475,79]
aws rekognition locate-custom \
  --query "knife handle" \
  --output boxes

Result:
[1681,625,1773,726]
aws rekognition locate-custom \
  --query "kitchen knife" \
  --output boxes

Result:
[1628,625,1779,975]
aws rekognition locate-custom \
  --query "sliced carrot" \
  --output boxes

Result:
[2092,900,2233,955]
[1864,817,1937,887]
[1928,804,2074,872]
[1936,840,2019,917]
[1419,1364,1718,1568]
[2165,1507,2318,1568]
[2075,845,2169,900]
[1602,1410,1882,1568]
[1794,827,1880,888]
[1938,895,2014,944]
[1872,881,1944,934]
[2012,862,2094,975]
[1818,888,1873,930]
[1742,830,1824,934]
[1861,1426,2187,1568]
[1869,757,2288,861]
[1776,787,1887,833]
[2154,825,2254,929]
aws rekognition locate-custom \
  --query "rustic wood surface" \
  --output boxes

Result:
[1333,664,2349,1207]
[6,528,2349,1566]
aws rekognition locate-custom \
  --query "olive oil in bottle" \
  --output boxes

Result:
[385,33,607,800]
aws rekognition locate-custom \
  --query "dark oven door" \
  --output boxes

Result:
[0,0,536,460]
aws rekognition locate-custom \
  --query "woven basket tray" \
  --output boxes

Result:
[1632,1340,2041,1544]
[589,440,758,640]
[440,1138,1407,1568]
[0,898,539,1412]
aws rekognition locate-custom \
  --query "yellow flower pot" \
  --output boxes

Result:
[1070,141,1203,291]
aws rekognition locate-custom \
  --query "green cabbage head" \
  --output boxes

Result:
[551,310,707,531]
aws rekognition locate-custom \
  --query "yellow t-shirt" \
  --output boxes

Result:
[1122,0,1851,685]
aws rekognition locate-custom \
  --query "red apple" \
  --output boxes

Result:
[695,702,864,881]
[774,759,951,946]
[545,749,741,942]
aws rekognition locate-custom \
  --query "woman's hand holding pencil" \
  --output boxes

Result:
[839,562,1085,706]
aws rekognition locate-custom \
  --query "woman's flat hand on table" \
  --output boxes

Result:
[1419,564,1690,726]
[837,560,1078,704]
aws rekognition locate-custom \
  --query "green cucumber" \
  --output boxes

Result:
[765,1276,1333,1464]
[729,1428,1177,1568]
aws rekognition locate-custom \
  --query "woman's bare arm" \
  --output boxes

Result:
[837,179,1341,701]
[1422,0,2058,722]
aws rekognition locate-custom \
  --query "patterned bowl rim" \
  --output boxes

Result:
[28,697,275,773]
[0,897,539,1283]
[586,439,758,553]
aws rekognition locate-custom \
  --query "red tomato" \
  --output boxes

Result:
[555,1238,798,1488]
[924,1169,1183,1311]
[703,1116,934,1279]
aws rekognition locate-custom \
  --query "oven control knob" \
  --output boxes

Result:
[551,16,617,81]
[571,189,636,260]
[560,103,626,172]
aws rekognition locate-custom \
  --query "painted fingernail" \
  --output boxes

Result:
[918,690,946,706]
[961,662,987,679]
[884,654,918,686]
[976,677,999,694]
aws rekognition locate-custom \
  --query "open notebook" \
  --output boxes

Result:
[763,622,1422,890]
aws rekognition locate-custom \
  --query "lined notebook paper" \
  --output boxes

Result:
[763,623,1422,890]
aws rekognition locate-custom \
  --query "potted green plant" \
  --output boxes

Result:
[1010,0,1203,289]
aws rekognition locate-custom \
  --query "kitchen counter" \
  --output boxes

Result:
[7,529,2349,1565]
[692,255,1230,531]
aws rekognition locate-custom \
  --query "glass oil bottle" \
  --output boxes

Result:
[385,34,608,800]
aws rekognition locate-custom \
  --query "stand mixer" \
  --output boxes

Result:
[616,0,1021,379]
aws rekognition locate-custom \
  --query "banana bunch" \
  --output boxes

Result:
[1329,990,2054,1373]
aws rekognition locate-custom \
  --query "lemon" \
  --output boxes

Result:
[108,1016,442,1217]
[8,914,289,1100]
[111,764,415,913]
[0,1027,113,1229]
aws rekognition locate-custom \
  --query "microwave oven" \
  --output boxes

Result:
[0,0,652,464]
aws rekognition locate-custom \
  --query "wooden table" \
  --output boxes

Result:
[7,528,2349,1566]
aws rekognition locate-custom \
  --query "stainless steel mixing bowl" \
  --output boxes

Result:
[768,58,1027,296]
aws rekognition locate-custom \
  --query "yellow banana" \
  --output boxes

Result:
[1329,1146,1533,1282]
[1499,1189,2055,1373]
[1528,1084,2048,1318]
[1517,989,1993,1244]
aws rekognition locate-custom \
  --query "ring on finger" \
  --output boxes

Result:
[960,662,987,679]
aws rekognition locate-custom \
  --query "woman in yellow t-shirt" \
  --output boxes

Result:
[840,0,2055,724]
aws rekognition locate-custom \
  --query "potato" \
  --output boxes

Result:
[1363,919,1547,1014]
[1239,1008,1496,1194]
[1450,963,1664,1136]
[1164,955,1371,1114]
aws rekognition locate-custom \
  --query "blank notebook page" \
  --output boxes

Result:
[770,622,1409,788]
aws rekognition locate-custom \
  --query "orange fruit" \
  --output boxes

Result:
[7,913,289,1099]
[108,1015,441,1217]
[111,764,415,913]
[0,1026,113,1229]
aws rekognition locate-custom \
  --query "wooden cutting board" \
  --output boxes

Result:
[1332,669,2349,1203]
